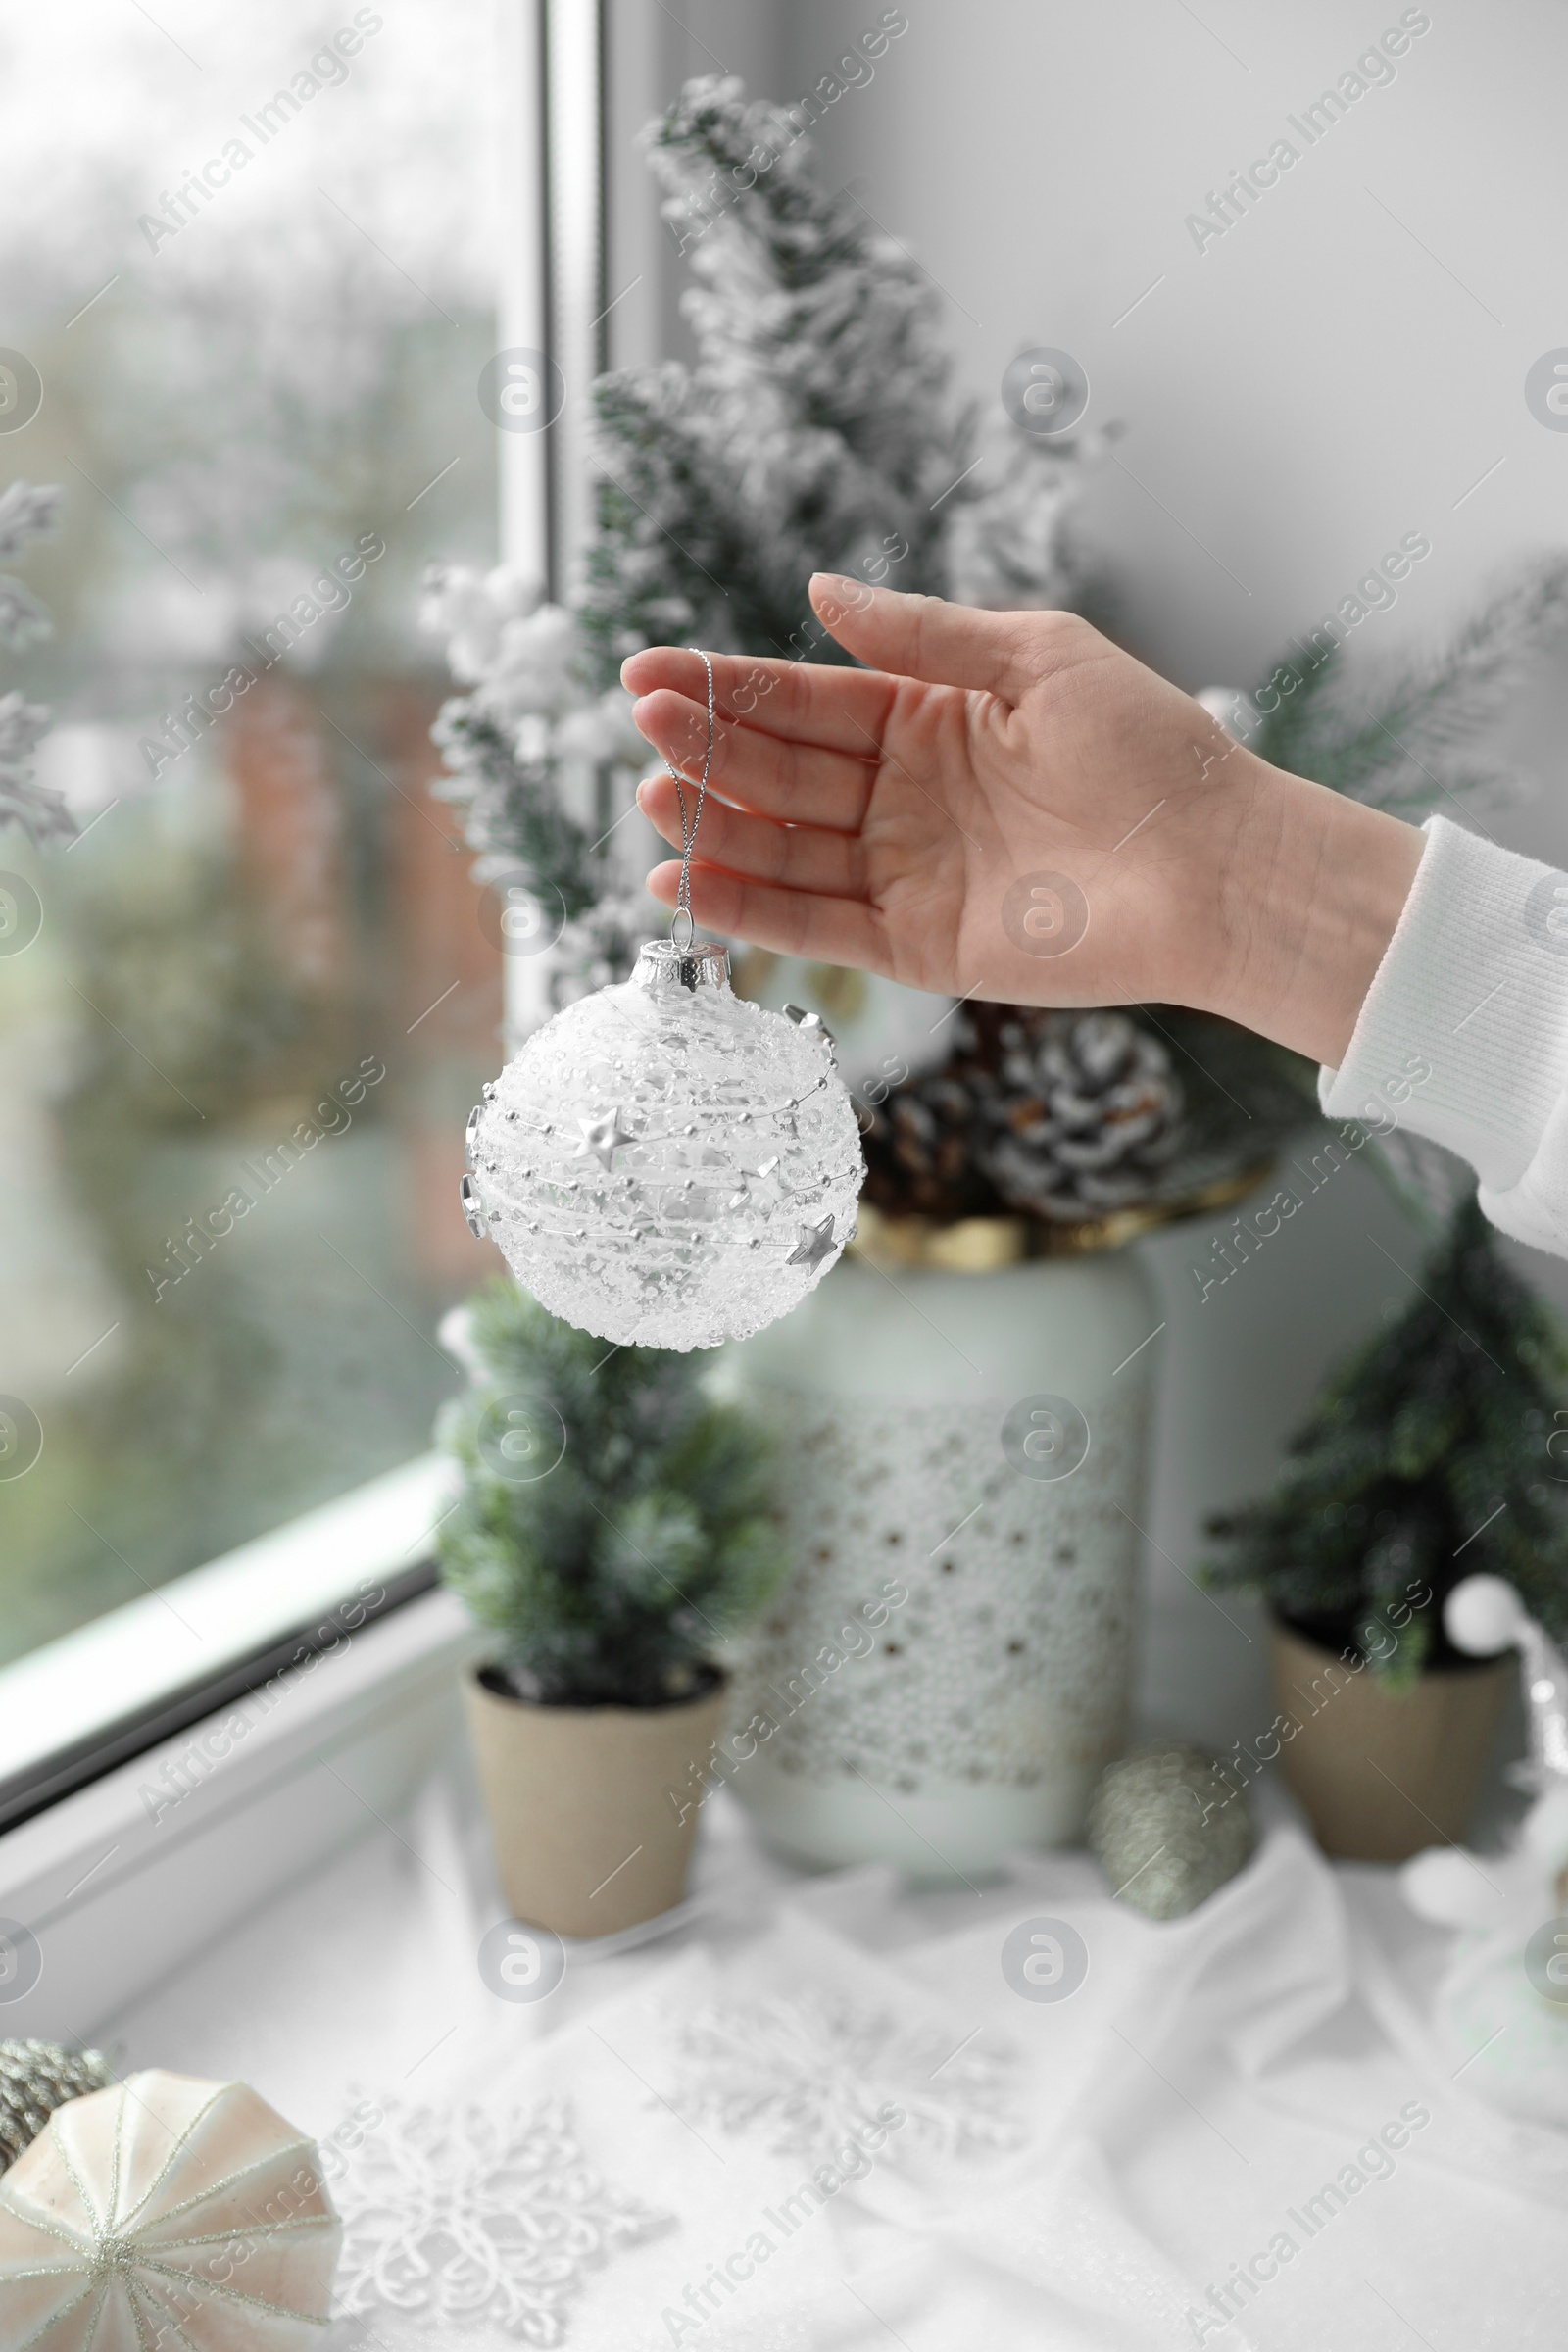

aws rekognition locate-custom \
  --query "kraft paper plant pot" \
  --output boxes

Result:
[1269,1620,1510,1862]
[463,1667,730,1937]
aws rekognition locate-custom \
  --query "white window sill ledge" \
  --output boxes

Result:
[0,1472,486,2038]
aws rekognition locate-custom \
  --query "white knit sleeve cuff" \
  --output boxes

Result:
[1318,813,1568,1195]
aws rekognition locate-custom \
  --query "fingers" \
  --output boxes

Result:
[645,857,888,970]
[808,574,1049,702]
[619,645,898,757]
[637,772,867,897]
[630,687,874,830]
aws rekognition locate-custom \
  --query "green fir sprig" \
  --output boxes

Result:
[1202,1198,1568,1682]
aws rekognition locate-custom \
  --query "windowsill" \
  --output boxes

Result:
[0,1577,485,2040]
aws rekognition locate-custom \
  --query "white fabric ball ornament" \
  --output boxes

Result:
[1445,1572,1525,1655]
[0,2068,341,2348]
[465,938,864,1348]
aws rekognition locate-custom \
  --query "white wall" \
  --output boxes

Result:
[604,0,1568,1746]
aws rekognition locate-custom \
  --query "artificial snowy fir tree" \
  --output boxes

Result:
[1203,1196,1568,1682]
[0,482,72,846]
[422,74,1102,999]
[436,1281,787,1706]
[579,77,967,676]
[578,75,1102,679]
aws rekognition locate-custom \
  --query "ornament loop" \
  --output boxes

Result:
[668,649,716,948]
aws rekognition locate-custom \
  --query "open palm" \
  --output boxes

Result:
[623,576,1259,1019]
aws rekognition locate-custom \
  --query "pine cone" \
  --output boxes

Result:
[0,2038,114,2171]
[977,1007,1184,1219]
[860,1005,1187,1223]
[860,1057,1001,1220]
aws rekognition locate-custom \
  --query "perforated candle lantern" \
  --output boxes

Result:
[0,2069,341,2348]
[463,940,864,1350]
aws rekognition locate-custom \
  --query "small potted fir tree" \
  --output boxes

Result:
[437,1281,787,1936]
[1204,1198,1568,1860]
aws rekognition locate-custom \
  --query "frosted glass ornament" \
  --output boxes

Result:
[0,2069,341,2349]
[463,939,865,1349]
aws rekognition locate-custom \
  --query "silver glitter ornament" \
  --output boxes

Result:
[1087,1743,1255,1919]
[461,653,864,1348]
[0,2038,113,2172]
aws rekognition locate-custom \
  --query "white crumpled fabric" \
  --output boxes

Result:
[104,1753,1568,2352]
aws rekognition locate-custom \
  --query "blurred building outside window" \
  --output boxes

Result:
[0,0,521,1672]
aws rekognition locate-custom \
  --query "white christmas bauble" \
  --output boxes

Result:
[462,939,865,1349]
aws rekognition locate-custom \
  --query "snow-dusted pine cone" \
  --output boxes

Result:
[977,1007,1184,1219]
[860,1004,1186,1224]
[862,1070,997,1219]
[0,2039,114,2171]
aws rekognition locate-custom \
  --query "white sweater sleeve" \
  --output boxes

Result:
[1318,813,1568,1258]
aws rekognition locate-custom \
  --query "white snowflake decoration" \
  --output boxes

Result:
[464,939,865,1350]
[331,2094,670,2343]
[665,1989,1023,2163]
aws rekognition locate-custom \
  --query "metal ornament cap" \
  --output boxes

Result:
[631,937,732,996]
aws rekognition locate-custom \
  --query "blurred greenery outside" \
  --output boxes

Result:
[0,1,512,1663]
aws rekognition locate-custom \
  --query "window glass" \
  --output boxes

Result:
[0,0,509,1664]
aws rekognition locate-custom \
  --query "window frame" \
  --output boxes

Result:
[0,0,620,1907]
[0,1452,455,1836]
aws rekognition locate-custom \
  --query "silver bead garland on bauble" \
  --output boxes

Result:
[460,652,865,1349]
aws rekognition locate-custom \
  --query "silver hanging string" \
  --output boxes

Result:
[665,649,715,953]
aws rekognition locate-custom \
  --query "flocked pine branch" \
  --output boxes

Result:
[420,564,648,1000]
[0,480,62,568]
[579,74,973,679]
[430,704,601,922]
[1248,555,1568,817]
[946,424,1120,616]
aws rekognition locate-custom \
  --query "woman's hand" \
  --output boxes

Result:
[622,576,1424,1068]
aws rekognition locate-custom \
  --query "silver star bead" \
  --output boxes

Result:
[459,1173,488,1240]
[783,1002,836,1045]
[786,1215,837,1269]
[575,1106,636,1171]
[725,1154,782,1212]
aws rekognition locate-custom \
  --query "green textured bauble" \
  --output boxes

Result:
[1087,1744,1255,1919]
[0,2039,115,2171]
